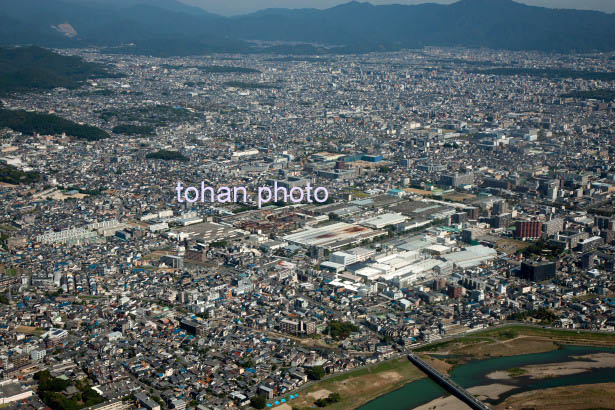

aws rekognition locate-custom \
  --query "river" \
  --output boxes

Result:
[358,345,615,410]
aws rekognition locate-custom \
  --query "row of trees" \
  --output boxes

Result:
[224,81,279,90]
[561,89,615,101]
[470,67,615,81]
[145,150,189,162]
[34,370,105,410]
[315,392,341,407]
[0,108,109,141]
[199,65,261,74]
[324,321,360,340]
[112,124,156,136]
[0,46,117,95]
[508,308,558,324]
[0,164,41,185]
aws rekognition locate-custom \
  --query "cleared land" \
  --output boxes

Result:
[286,357,424,410]
[493,237,531,255]
[441,193,476,202]
[14,325,45,336]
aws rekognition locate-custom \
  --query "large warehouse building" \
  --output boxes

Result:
[283,222,386,251]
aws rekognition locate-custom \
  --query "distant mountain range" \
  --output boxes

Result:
[1,0,615,55]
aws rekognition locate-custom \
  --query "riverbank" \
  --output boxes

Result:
[399,345,615,410]
[282,326,615,410]
[487,352,615,381]
[412,383,518,410]
[495,381,615,409]
[287,357,424,410]
[417,325,615,365]
[413,381,615,410]
[364,326,615,410]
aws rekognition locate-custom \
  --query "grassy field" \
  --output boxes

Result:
[494,237,531,255]
[416,325,615,365]
[572,293,613,302]
[344,188,369,199]
[14,325,46,336]
[0,264,24,277]
[481,326,615,346]
[287,357,424,410]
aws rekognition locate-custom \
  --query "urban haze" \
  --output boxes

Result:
[1,1,615,410]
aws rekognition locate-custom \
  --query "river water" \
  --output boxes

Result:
[358,345,615,410]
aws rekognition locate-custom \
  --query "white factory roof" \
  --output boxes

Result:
[355,267,383,280]
[397,250,420,260]
[350,247,375,257]
[425,244,451,254]
[444,245,497,268]
[396,236,438,251]
[385,257,414,269]
[373,253,398,263]
[367,263,394,274]
[404,258,443,274]
[283,222,377,248]
[359,213,407,229]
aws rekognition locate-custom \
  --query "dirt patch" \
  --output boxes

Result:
[344,226,367,233]
[495,382,615,410]
[486,370,513,380]
[376,370,404,383]
[308,389,332,400]
[467,383,516,401]
[511,352,615,380]
[415,396,472,410]
[487,352,615,382]
[334,370,404,395]
[442,193,476,202]
[420,355,454,374]
[14,325,44,335]
[416,384,516,409]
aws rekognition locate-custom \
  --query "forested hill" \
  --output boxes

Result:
[0,108,110,141]
[2,0,615,55]
[0,46,118,95]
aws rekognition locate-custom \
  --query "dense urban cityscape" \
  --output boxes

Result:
[1,16,615,410]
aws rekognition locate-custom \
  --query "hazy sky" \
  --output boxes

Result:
[180,0,615,16]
